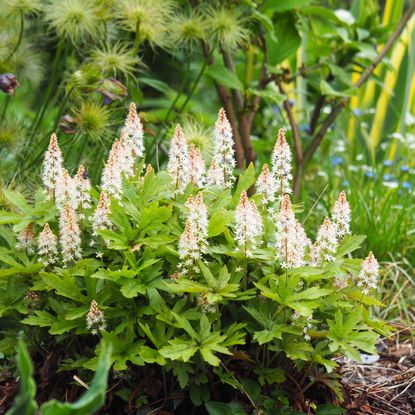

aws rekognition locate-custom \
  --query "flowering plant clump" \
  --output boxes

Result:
[0,104,388,411]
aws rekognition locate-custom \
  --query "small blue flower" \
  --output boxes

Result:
[272,106,280,114]
[342,180,350,187]
[365,170,375,178]
[402,181,413,190]
[384,160,393,167]
[400,165,410,172]
[299,124,309,132]
[353,108,362,116]
[331,156,343,166]
[383,173,392,181]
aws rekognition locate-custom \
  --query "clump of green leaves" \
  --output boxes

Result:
[0,106,389,412]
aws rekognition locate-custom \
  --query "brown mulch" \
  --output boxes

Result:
[342,331,415,415]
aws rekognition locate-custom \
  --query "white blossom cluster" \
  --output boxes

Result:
[178,193,209,272]
[38,223,58,265]
[59,204,82,264]
[271,128,292,196]
[358,251,379,295]
[86,300,106,335]
[167,124,190,194]
[55,169,77,211]
[234,191,263,256]
[206,159,224,187]
[210,108,235,189]
[331,191,351,239]
[121,102,144,159]
[256,163,278,205]
[189,144,206,187]
[74,165,92,215]
[42,133,64,199]
[16,223,35,253]
[311,217,338,266]
[92,192,112,237]
[275,195,309,268]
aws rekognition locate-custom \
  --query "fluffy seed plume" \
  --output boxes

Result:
[312,217,338,266]
[86,300,106,335]
[275,195,309,268]
[358,252,379,295]
[331,191,351,239]
[59,204,82,264]
[42,133,64,198]
[212,108,235,188]
[38,223,58,265]
[92,192,112,236]
[189,144,206,187]
[121,102,144,159]
[74,165,92,214]
[167,124,190,193]
[234,191,263,256]
[16,223,35,253]
[271,128,292,196]
[55,168,77,211]
[257,163,278,205]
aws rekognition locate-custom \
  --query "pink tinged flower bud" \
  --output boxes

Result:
[16,223,35,253]
[74,165,92,213]
[275,195,309,268]
[0,73,19,95]
[121,102,144,159]
[189,144,206,187]
[42,133,64,199]
[38,223,58,265]
[92,192,112,237]
[206,159,225,188]
[101,139,124,199]
[271,128,292,196]
[312,217,338,266]
[167,124,190,194]
[212,108,235,188]
[59,204,82,264]
[234,191,263,256]
[86,300,106,335]
[179,193,209,272]
[358,251,379,295]
[257,163,278,204]
[331,191,351,239]
[55,168,77,211]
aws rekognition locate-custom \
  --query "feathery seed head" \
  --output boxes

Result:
[204,5,250,51]
[74,100,110,142]
[90,42,140,78]
[116,0,175,48]
[168,10,206,49]
[44,0,103,43]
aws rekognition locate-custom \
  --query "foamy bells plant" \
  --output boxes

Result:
[0,104,388,405]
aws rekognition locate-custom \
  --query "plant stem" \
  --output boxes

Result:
[1,95,11,122]
[6,13,24,62]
